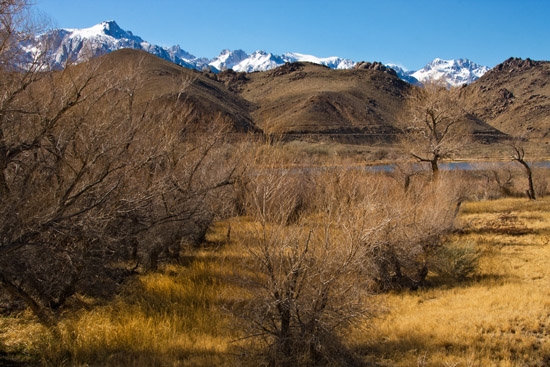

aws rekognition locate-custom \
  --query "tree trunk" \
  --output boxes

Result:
[431,158,439,182]
[0,141,9,198]
[515,158,536,200]
[404,175,411,192]
[149,247,162,272]
[526,168,536,200]
[0,272,56,328]
[278,303,294,367]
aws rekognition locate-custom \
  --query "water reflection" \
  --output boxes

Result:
[364,160,550,173]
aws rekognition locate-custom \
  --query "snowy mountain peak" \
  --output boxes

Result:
[231,51,285,73]
[66,20,136,41]
[412,58,490,87]
[210,49,249,71]
[98,20,134,39]
[283,53,356,70]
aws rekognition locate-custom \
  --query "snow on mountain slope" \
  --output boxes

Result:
[282,52,356,70]
[411,58,490,87]
[68,21,137,41]
[207,50,355,72]
[27,21,490,85]
[209,49,249,71]
[230,51,287,72]
[386,64,421,85]
[30,20,206,69]
[37,21,148,66]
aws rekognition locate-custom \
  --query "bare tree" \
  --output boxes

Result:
[399,82,471,181]
[0,66,132,326]
[509,138,536,200]
[234,150,379,366]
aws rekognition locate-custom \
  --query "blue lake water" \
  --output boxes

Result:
[364,161,550,173]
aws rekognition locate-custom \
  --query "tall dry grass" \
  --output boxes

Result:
[1,236,246,367]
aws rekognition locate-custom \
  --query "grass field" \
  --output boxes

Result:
[1,198,550,366]
[359,197,550,366]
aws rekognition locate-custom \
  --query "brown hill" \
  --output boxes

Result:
[209,61,506,144]
[82,49,257,133]
[460,57,550,139]
[228,62,410,143]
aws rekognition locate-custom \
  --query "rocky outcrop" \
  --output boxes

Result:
[354,61,398,76]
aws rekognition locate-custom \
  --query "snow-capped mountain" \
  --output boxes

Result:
[282,52,355,70]
[209,49,250,71]
[230,50,287,73]
[209,50,355,72]
[28,21,209,70]
[25,21,490,85]
[410,58,490,87]
[385,64,421,85]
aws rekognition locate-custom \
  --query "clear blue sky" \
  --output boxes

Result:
[35,0,549,71]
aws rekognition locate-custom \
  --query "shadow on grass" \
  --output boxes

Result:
[353,334,478,367]
[420,272,514,291]
[45,346,234,367]
[0,351,30,367]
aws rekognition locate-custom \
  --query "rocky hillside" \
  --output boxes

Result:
[219,61,409,143]
[461,57,550,139]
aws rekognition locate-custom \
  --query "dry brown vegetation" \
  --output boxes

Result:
[0,0,245,330]
[2,2,550,367]
[3,191,550,366]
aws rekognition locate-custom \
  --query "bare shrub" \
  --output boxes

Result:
[367,172,466,290]
[0,58,135,326]
[489,164,516,198]
[533,166,549,198]
[233,152,379,366]
[0,42,242,327]
[111,93,241,271]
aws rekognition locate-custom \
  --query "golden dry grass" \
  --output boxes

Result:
[0,229,248,366]
[357,197,550,366]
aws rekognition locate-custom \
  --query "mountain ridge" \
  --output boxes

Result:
[28,20,490,86]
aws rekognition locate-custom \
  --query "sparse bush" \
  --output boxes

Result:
[233,150,379,366]
[428,241,480,281]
